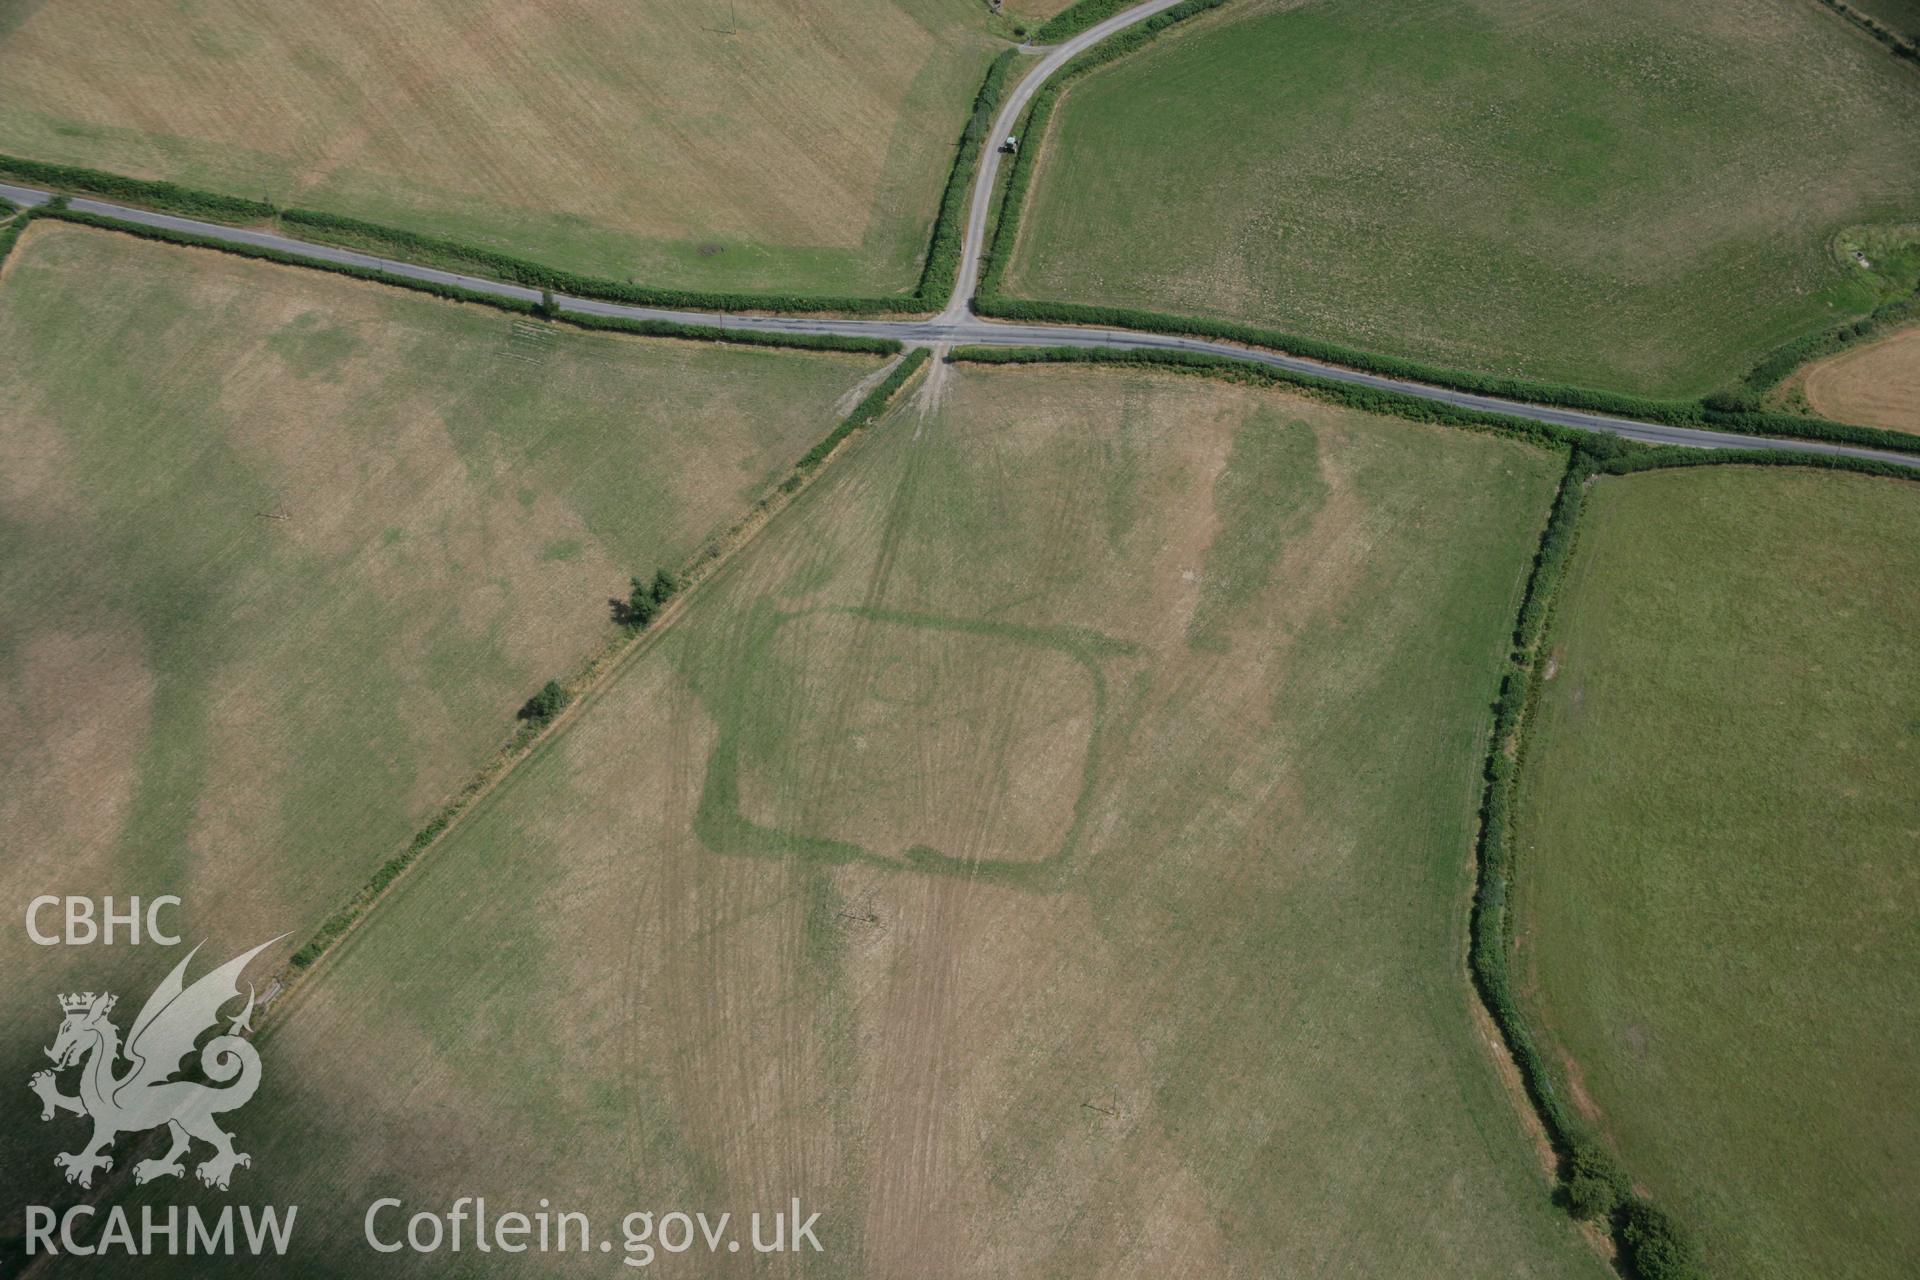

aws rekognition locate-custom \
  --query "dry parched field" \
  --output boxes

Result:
[143,365,1606,1278]
[1796,323,1920,433]
[1514,467,1920,1280]
[0,0,997,294]
[0,224,882,1218]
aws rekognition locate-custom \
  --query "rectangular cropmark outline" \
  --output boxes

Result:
[692,604,1140,889]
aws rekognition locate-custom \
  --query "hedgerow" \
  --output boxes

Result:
[1470,441,1913,1278]
[1598,444,1920,483]
[43,204,546,310]
[277,206,901,315]
[917,49,1016,303]
[792,347,931,476]
[1032,0,1140,43]
[1739,290,1920,396]
[969,300,1920,455]
[0,45,1015,317]
[979,0,1233,299]
[974,2,1920,458]
[285,354,929,979]
[34,207,903,355]
[949,343,1583,447]
[1811,0,1920,63]
[0,207,31,269]
[559,310,901,355]
[0,153,276,221]
[290,811,448,969]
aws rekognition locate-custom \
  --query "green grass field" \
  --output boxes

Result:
[1512,466,1920,1279]
[120,364,1609,1277]
[0,0,996,295]
[1849,0,1920,38]
[0,224,882,1222]
[1004,0,1920,398]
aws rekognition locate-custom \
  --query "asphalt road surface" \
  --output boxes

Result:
[1,0,1912,471]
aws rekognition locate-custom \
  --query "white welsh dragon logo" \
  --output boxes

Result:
[28,937,283,1191]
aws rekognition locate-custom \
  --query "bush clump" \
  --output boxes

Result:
[518,679,570,725]
[616,568,680,629]
[1620,1198,1706,1280]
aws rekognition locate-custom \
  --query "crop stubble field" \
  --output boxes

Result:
[1794,323,1920,432]
[0,0,997,295]
[0,224,882,1218]
[1512,467,1920,1280]
[110,364,1612,1278]
[1003,0,1920,397]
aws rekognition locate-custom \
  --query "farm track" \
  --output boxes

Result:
[2,0,1914,472]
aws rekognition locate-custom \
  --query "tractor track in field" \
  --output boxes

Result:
[2,0,1913,471]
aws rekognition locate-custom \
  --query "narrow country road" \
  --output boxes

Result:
[942,0,1193,320]
[1,0,1912,470]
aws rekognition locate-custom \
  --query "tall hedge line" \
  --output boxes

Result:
[34,206,902,356]
[40,206,544,308]
[917,49,1017,302]
[968,297,1920,455]
[1031,0,1139,43]
[973,2,1920,458]
[276,205,906,314]
[560,310,901,355]
[1598,444,1920,483]
[952,344,1580,447]
[1739,290,1920,396]
[980,0,1230,299]
[1468,444,1915,1278]
[793,347,930,474]
[1811,0,1920,62]
[2,47,1016,318]
[1468,444,1714,1280]
[0,154,275,221]
[0,207,31,269]
[951,340,1920,1279]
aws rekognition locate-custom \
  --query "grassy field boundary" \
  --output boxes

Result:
[1470,443,1707,1280]
[0,48,1020,317]
[0,205,31,270]
[1469,444,1920,1279]
[978,0,1230,299]
[918,49,1017,301]
[974,2,1920,458]
[1810,0,1920,63]
[1031,0,1146,42]
[952,344,1585,449]
[967,302,1920,455]
[280,347,929,980]
[1738,288,1920,397]
[27,206,905,355]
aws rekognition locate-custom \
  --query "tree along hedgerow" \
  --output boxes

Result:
[517,680,570,725]
[285,349,930,977]
[1464,441,1920,1278]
